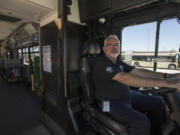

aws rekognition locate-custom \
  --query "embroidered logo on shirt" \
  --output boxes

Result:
[106,67,113,73]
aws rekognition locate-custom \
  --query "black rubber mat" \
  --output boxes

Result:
[0,78,51,135]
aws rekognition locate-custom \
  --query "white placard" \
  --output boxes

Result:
[43,45,52,73]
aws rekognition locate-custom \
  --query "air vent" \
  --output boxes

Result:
[0,14,21,23]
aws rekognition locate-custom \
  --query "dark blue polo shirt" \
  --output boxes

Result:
[93,55,134,101]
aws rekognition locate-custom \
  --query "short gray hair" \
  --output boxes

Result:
[104,34,120,46]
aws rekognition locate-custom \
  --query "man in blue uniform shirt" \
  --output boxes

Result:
[93,34,180,135]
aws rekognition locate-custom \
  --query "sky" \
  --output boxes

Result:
[122,18,180,52]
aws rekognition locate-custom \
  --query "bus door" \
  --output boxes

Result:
[176,53,180,68]
[142,56,148,67]
[146,56,152,67]
[149,56,154,68]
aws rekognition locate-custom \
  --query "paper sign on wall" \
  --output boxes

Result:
[43,45,52,73]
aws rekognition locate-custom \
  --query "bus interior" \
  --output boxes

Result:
[0,0,180,135]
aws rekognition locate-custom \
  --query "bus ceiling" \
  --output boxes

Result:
[0,0,58,46]
[78,0,180,27]
[3,22,39,49]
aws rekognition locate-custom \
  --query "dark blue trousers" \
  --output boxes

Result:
[107,90,165,135]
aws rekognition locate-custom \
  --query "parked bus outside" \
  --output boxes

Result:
[122,50,180,70]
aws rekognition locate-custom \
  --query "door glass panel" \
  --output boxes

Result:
[158,18,180,73]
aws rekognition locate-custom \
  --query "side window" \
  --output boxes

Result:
[122,22,157,69]
[158,18,180,73]
[18,49,22,59]
[30,46,40,62]
[23,47,29,65]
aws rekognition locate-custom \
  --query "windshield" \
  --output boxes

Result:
[122,18,180,73]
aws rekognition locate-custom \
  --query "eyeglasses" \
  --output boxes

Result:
[104,43,120,47]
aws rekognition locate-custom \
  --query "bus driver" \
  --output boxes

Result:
[93,34,180,135]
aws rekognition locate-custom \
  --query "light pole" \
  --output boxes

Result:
[147,29,150,52]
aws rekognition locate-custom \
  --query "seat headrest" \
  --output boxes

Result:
[82,41,101,56]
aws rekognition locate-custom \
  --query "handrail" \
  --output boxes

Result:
[1,40,7,57]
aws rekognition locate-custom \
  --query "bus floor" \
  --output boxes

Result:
[0,78,52,135]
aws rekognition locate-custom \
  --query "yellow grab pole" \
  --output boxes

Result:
[31,74,35,92]
[1,40,7,57]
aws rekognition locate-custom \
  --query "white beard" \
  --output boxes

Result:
[109,53,119,58]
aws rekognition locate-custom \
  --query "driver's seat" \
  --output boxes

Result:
[80,41,127,135]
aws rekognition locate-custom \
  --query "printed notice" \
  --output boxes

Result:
[43,45,52,73]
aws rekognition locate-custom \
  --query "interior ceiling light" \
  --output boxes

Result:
[98,18,106,24]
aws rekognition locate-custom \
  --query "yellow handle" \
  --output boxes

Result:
[31,74,35,92]
[1,40,7,57]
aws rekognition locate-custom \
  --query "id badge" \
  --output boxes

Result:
[102,100,110,112]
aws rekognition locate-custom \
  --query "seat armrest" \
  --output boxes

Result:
[92,108,127,135]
